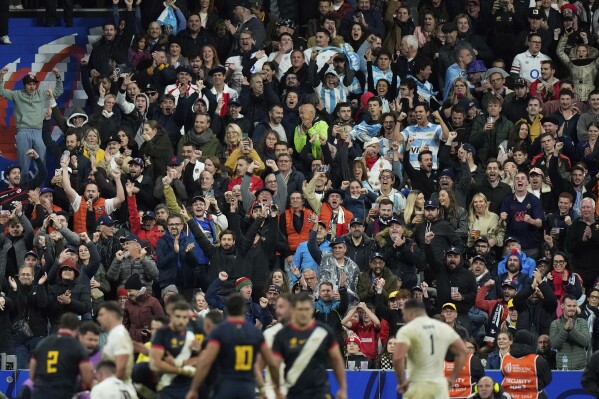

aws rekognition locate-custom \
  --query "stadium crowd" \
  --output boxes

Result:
[4,0,599,397]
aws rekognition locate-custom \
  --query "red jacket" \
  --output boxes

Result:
[475,284,508,321]
[127,194,163,249]
[123,293,165,342]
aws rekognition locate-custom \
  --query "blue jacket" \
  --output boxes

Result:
[190,216,218,265]
[290,239,330,283]
[496,251,536,278]
[206,279,272,327]
[156,231,196,288]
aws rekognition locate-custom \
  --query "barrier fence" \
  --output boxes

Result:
[0,370,594,399]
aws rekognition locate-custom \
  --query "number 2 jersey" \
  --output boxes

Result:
[31,331,89,398]
[395,316,459,384]
[207,319,265,382]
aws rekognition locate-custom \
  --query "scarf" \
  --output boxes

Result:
[364,154,379,170]
[484,302,504,346]
[102,110,114,118]
[552,270,569,318]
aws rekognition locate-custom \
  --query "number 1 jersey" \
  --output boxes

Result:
[395,316,459,384]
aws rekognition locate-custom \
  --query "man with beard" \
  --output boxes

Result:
[305,174,354,240]
[211,98,253,142]
[271,292,347,399]
[264,285,280,321]
[362,139,392,193]
[165,65,200,106]
[513,268,557,340]
[253,104,291,144]
[308,227,361,302]
[344,217,375,272]
[94,215,121,270]
[497,246,533,293]
[500,171,544,259]
[0,150,46,210]
[357,252,400,305]
[125,157,155,212]
[61,154,125,234]
[374,217,422,290]
[62,131,92,192]
[472,158,512,215]
[470,254,493,289]
[550,296,591,370]
[150,301,198,398]
[414,199,462,262]
[366,199,395,236]
[476,279,518,345]
[424,233,476,329]
[178,112,223,159]
[79,321,102,367]
[549,147,593,216]
[156,214,197,299]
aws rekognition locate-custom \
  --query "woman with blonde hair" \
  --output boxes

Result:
[400,190,425,235]
[467,192,504,248]
[441,77,475,119]
[223,123,264,176]
[199,44,220,85]
[82,127,105,162]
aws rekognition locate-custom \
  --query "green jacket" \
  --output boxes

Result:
[0,78,63,130]
[177,128,223,160]
[357,267,399,305]
[470,114,514,164]
[549,316,591,370]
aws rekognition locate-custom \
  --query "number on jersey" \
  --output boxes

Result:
[47,351,59,373]
[234,345,253,371]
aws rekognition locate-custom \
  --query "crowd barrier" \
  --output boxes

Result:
[0,370,594,398]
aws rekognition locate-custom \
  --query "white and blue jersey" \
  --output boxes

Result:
[401,123,443,170]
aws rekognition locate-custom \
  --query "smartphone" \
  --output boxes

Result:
[317,165,330,173]
[55,169,62,176]
[242,133,249,141]
[270,204,279,213]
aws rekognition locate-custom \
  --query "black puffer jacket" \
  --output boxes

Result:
[374,229,423,289]
[47,270,92,328]
[424,244,477,315]
[512,280,557,343]
[8,280,48,337]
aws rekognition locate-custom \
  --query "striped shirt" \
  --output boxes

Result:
[315,82,349,114]
[401,123,443,170]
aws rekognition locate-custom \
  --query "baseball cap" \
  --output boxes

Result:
[144,83,157,93]
[466,60,487,74]
[439,168,454,179]
[120,233,141,244]
[128,157,145,167]
[175,65,194,76]
[387,216,403,226]
[369,252,385,262]
[541,115,559,126]
[528,8,543,19]
[24,250,39,259]
[424,198,439,209]
[471,255,487,265]
[39,187,54,195]
[529,167,544,176]
[98,215,117,226]
[388,291,399,299]
[442,22,457,33]
[446,246,461,255]
[504,236,520,244]
[350,217,364,226]
[514,78,527,87]
[142,211,156,220]
[502,280,517,290]
[462,143,476,156]
[267,284,280,293]
[229,97,241,106]
[167,156,184,166]
[474,236,489,245]
[329,236,346,247]
[23,74,39,84]
[442,303,457,311]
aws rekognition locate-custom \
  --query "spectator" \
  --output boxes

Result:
[550,295,591,370]
[107,233,159,290]
[536,334,556,370]
[513,268,558,340]
[122,274,165,343]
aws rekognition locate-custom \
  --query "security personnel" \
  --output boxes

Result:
[468,376,512,399]
[501,330,552,399]
[444,342,484,398]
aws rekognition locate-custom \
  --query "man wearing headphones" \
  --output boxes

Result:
[468,376,511,399]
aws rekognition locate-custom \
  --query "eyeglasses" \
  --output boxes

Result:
[266,180,277,184]
[146,91,158,96]
[380,175,393,179]
[553,260,566,264]
[589,295,599,299]
[530,41,542,44]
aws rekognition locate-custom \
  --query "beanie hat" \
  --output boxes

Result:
[235,277,252,292]
[58,259,79,277]
[124,274,143,290]
[507,248,523,266]
[161,284,179,298]
[346,335,362,349]
[117,287,129,297]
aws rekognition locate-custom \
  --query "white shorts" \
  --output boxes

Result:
[404,381,449,399]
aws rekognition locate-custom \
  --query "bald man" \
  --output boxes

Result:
[292,103,329,161]
[471,376,511,399]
